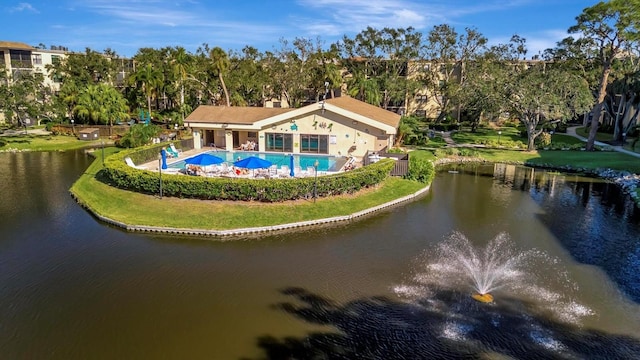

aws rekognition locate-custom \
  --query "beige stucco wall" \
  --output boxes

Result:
[257,110,390,157]
[190,107,395,156]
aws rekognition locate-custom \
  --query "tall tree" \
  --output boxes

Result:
[0,70,47,128]
[169,46,193,122]
[500,61,593,150]
[128,63,163,117]
[262,37,317,108]
[568,0,640,150]
[421,25,487,122]
[209,47,231,106]
[45,47,116,87]
[227,46,268,106]
[339,27,422,111]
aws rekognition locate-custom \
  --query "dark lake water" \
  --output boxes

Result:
[1,151,639,359]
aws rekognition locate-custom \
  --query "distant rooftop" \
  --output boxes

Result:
[0,41,34,50]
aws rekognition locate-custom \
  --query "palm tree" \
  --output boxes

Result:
[102,85,130,132]
[170,47,192,122]
[74,85,104,124]
[347,70,381,106]
[74,84,129,128]
[128,63,163,118]
[209,47,231,106]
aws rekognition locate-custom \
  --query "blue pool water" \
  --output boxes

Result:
[169,151,344,172]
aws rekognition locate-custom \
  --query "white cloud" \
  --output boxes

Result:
[8,2,39,13]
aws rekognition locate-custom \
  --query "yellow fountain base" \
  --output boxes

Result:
[472,293,494,303]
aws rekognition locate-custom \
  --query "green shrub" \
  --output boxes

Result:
[458,148,478,157]
[537,132,551,148]
[405,157,434,184]
[117,124,162,148]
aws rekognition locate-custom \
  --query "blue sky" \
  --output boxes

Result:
[2,0,595,58]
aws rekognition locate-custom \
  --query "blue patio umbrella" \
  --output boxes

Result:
[289,155,295,177]
[234,156,272,169]
[161,148,168,169]
[184,153,224,166]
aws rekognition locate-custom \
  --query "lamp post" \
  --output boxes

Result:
[498,130,502,145]
[70,119,75,135]
[550,130,554,147]
[313,160,319,203]
[101,139,105,165]
[158,153,163,199]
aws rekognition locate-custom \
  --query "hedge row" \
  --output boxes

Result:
[101,147,395,202]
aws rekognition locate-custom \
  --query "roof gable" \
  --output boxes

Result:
[185,96,400,133]
[185,106,293,125]
[324,96,401,128]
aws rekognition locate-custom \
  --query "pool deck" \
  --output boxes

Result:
[139,146,360,175]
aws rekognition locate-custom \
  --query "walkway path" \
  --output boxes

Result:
[0,128,52,137]
[566,126,640,159]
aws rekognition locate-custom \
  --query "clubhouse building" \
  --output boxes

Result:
[184,96,401,158]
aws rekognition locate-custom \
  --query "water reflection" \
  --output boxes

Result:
[451,163,640,302]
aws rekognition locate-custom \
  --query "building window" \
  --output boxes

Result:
[272,101,281,108]
[32,54,42,65]
[415,110,426,117]
[415,94,427,103]
[265,133,293,152]
[51,55,63,83]
[300,134,328,154]
[247,132,257,138]
[10,50,32,68]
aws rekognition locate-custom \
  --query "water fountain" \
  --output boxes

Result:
[395,231,593,323]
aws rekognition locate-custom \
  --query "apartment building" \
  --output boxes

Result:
[0,41,68,91]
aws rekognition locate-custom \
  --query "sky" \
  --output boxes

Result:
[2,0,597,58]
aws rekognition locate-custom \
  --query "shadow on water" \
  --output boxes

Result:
[243,287,640,360]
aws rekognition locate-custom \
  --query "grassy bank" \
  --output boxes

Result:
[0,133,107,152]
[71,144,640,232]
[71,155,427,231]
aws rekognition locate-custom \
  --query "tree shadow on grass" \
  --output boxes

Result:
[243,287,640,360]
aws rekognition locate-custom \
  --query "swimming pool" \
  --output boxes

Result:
[169,151,345,172]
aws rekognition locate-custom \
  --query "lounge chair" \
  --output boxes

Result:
[168,143,182,157]
[124,157,146,170]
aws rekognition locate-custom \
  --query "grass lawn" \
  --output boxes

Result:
[0,133,108,151]
[550,134,583,145]
[575,126,614,142]
[472,148,640,173]
[71,154,427,231]
[451,127,520,144]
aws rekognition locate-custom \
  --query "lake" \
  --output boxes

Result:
[0,151,639,359]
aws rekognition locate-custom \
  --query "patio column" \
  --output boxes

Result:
[225,131,233,151]
[193,130,202,149]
